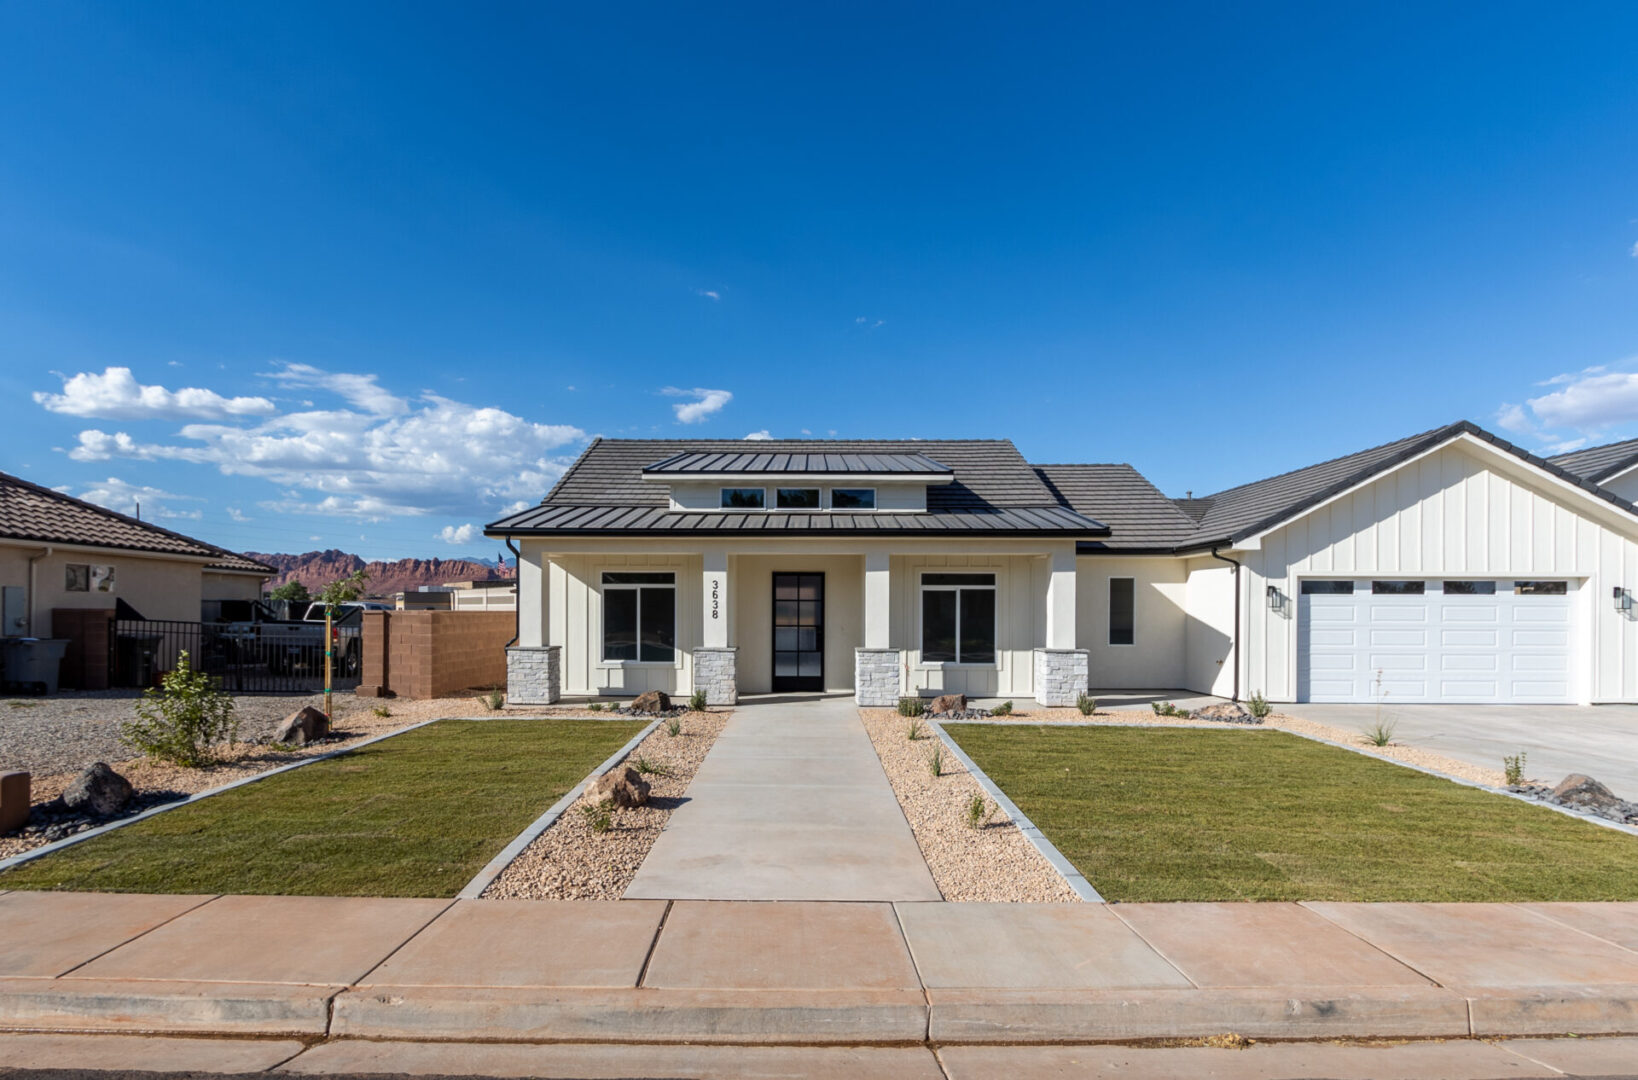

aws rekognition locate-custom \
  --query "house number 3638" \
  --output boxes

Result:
[710,579,720,619]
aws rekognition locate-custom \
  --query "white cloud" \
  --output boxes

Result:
[696,289,721,301]
[227,507,251,523]
[1527,370,1638,430]
[76,477,204,520]
[744,430,773,440]
[1631,241,1638,257]
[64,363,587,521]
[438,523,477,544]
[262,361,407,417]
[664,386,733,424]
[855,316,884,329]
[34,367,276,421]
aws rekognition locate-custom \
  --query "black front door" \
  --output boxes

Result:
[772,572,824,691]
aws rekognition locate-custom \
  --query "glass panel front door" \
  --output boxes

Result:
[772,572,824,691]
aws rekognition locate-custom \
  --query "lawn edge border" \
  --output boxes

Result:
[0,718,446,875]
[928,720,1104,902]
[456,718,661,899]
[948,718,1638,841]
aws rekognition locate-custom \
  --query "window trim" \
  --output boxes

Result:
[1108,576,1135,647]
[916,570,999,668]
[598,570,680,667]
[719,487,766,510]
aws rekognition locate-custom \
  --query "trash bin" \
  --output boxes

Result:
[0,638,70,695]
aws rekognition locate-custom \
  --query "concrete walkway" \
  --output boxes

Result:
[624,695,940,901]
[5,892,1638,1047]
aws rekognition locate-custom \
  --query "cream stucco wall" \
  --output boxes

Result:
[0,542,205,636]
[732,554,863,693]
[1076,556,1187,689]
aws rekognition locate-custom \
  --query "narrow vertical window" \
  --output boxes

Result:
[1109,578,1135,646]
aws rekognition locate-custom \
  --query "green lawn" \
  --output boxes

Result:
[1,718,645,897]
[945,724,1638,902]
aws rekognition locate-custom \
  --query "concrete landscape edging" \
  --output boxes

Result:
[456,718,661,899]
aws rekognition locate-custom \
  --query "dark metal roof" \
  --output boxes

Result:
[0,470,275,573]
[643,450,952,476]
[1033,465,1199,552]
[1549,437,1638,484]
[490,438,1109,538]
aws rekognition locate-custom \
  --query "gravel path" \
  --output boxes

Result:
[481,711,729,900]
[859,709,1079,903]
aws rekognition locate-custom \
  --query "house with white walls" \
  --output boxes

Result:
[486,422,1638,708]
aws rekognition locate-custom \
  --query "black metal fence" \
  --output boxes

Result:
[110,619,363,694]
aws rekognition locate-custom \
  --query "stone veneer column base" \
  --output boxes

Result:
[506,645,561,705]
[691,647,738,706]
[855,648,902,707]
[1033,648,1089,707]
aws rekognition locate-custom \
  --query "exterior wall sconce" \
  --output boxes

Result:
[1615,587,1632,613]
[1267,585,1285,612]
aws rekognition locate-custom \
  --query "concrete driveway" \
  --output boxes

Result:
[1284,703,1638,800]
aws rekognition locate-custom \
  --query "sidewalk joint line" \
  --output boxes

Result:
[347,898,459,987]
[1105,904,1201,989]
[1509,902,1638,960]
[635,898,674,989]
[53,893,225,979]
[1296,901,1451,988]
[890,902,934,1043]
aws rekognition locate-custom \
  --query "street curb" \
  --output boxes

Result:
[456,719,661,899]
[928,721,1103,902]
[0,718,444,874]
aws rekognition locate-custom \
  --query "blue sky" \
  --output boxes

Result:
[2,2,1636,561]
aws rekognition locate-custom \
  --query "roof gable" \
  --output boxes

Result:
[1550,436,1638,484]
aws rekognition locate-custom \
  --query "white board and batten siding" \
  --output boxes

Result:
[893,553,1044,698]
[547,552,703,697]
[1237,441,1638,704]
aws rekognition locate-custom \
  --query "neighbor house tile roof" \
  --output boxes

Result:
[642,450,952,476]
[1549,437,1638,484]
[1033,464,1199,551]
[0,470,274,573]
[491,438,1110,537]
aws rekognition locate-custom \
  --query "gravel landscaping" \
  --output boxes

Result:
[482,710,728,900]
[859,708,1079,902]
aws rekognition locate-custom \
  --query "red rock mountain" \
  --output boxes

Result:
[246,550,512,597]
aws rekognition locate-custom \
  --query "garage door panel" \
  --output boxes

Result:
[1299,581,1575,704]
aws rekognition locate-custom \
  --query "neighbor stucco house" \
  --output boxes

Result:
[486,422,1638,708]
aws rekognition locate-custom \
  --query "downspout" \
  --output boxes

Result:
[1209,546,1241,702]
[504,538,521,648]
[25,546,52,637]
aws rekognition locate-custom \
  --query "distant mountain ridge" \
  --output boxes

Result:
[245,549,513,596]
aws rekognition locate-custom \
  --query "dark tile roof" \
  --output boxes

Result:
[494,438,1109,536]
[0,471,274,574]
[1549,437,1638,484]
[643,450,951,476]
[1033,465,1199,551]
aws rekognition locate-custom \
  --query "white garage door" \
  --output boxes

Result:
[1296,579,1575,704]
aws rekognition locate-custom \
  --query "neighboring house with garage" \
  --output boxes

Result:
[0,469,273,638]
[486,423,1638,709]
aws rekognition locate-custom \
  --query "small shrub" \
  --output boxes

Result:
[633,755,676,777]
[666,715,683,737]
[1076,693,1096,716]
[119,651,238,767]
[992,700,1013,717]
[897,696,926,718]
[579,797,614,833]
[1361,719,1397,747]
[1150,701,1164,715]
[587,701,605,713]
[478,688,505,711]
[928,744,945,777]
[688,688,708,712]
[1246,692,1271,719]
[371,704,392,719]
[964,793,994,830]
[905,718,926,741]
[1150,701,1188,718]
[1504,752,1527,787]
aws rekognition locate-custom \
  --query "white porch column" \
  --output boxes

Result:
[1035,544,1088,706]
[693,549,737,705]
[856,550,900,706]
[507,543,560,704]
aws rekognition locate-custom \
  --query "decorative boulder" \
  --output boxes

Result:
[273,706,330,746]
[931,694,967,715]
[1194,702,1256,724]
[630,691,672,715]
[0,771,30,833]
[585,766,650,809]
[1551,774,1623,812]
[62,763,133,817]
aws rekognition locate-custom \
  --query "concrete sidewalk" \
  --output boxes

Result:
[624,695,940,901]
[4,891,1638,1046]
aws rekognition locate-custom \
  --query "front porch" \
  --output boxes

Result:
[503,543,1089,709]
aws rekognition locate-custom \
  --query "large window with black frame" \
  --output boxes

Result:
[921,572,996,664]
[602,572,676,662]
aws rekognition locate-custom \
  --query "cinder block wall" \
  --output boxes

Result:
[359,610,514,699]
